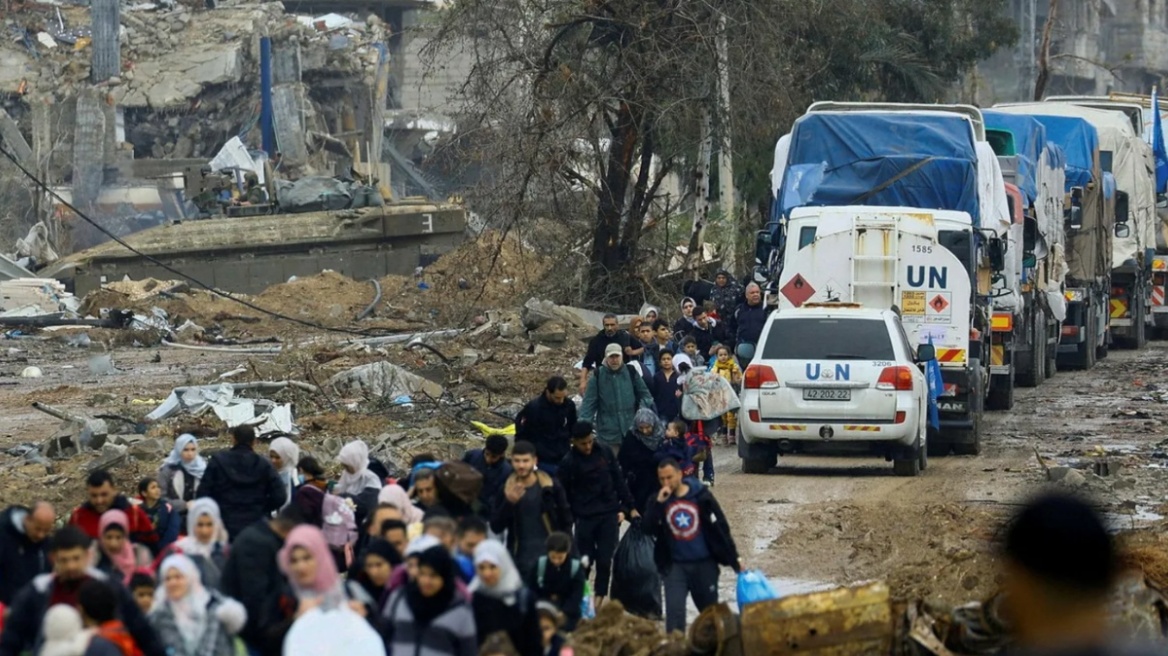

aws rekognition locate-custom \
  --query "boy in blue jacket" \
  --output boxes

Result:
[655,420,696,477]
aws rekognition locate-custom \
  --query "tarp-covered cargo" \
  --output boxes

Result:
[984,110,1044,202]
[778,112,981,222]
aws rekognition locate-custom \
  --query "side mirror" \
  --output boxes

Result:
[1067,206,1084,231]
[916,344,936,362]
[987,237,1006,272]
[1023,252,1037,268]
[1116,222,1132,238]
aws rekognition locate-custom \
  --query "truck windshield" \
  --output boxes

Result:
[762,318,896,360]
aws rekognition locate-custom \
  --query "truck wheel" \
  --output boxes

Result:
[926,426,948,457]
[986,372,1014,410]
[951,413,981,456]
[1016,311,1043,388]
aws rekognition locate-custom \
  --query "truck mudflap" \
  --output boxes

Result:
[934,367,979,429]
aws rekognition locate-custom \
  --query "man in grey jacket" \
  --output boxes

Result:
[579,343,654,456]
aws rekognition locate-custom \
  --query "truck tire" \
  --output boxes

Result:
[926,427,948,457]
[951,413,981,456]
[986,371,1014,410]
[1016,310,1043,388]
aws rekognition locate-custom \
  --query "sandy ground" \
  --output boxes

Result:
[2,331,1166,618]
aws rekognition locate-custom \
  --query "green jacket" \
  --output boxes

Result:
[580,364,653,445]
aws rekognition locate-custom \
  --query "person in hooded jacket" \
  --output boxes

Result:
[153,499,230,592]
[89,511,153,586]
[267,438,300,512]
[471,541,542,656]
[619,409,667,514]
[157,435,206,515]
[148,554,246,656]
[709,270,743,323]
[334,440,383,527]
[0,501,54,605]
[196,426,286,541]
[218,507,302,656]
[381,544,477,656]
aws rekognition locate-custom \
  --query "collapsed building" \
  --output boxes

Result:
[0,0,469,291]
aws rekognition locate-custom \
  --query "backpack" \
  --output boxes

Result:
[436,461,484,507]
[687,424,712,463]
[321,493,358,550]
[536,556,580,590]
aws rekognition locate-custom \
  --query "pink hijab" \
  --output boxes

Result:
[377,485,424,525]
[277,526,340,599]
[99,510,137,584]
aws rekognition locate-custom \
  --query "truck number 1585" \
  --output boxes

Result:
[911,245,932,254]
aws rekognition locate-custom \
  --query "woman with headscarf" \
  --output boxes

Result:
[335,441,383,528]
[39,605,93,656]
[268,438,300,511]
[148,554,246,656]
[377,484,425,536]
[158,434,206,513]
[619,408,667,514]
[381,544,477,656]
[470,540,541,656]
[155,498,230,591]
[672,297,698,341]
[387,536,471,601]
[292,457,329,528]
[90,510,152,585]
[346,539,401,615]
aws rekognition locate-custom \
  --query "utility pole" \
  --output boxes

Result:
[715,11,737,275]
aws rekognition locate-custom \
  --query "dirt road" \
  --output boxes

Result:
[711,342,1168,608]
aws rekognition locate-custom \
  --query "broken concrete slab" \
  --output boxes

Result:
[329,361,444,401]
[1049,466,1088,488]
[118,44,244,109]
[129,438,166,459]
[530,321,568,344]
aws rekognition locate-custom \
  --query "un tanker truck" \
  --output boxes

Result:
[991,107,1117,369]
[982,111,1069,388]
[1000,102,1155,351]
[766,103,1011,455]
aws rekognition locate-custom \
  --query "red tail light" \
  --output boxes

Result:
[876,366,914,391]
[748,409,760,423]
[894,411,906,424]
[744,364,779,389]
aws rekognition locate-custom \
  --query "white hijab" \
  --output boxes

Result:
[469,540,524,606]
[155,555,212,654]
[174,498,229,557]
[334,441,382,496]
[269,437,300,509]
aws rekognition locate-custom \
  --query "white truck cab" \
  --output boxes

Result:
[738,303,929,477]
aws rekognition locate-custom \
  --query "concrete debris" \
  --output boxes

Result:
[1048,466,1088,488]
[520,297,636,332]
[38,402,110,458]
[329,361,444,401]
[20,366,43,378]
[0,278,80,318]
[145,383,301,436]
[88,354,117,375]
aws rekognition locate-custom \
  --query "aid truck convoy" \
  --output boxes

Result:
[764,103,1008,456]
[989,107,1116,370]
[1042,95,1168,339]
[982,110,1069,389]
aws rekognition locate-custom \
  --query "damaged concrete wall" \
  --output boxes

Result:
[72,89,106,209]
[90,0,121,82]
[398,13,476,115]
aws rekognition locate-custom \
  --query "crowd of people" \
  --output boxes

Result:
[0,276,766,656]
[1,272,1147,656]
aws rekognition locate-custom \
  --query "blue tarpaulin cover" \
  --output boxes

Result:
[1019,114,1099,192]
[779,113,981,222]
[984,110,1045,203]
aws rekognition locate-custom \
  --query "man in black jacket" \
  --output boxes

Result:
[0,502,55,605]
[491,441,573,586]
[732,283,769,363]
[219,506,303,654]
[0,526,165,656]
[515,376,578,475]
[462,434,513,518]
[557,422,637,604]
[197,425,287,540]
[644,459,741,634]
[578,315,632,395]
[688,307,728,358]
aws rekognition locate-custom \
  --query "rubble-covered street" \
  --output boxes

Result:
[3,254,1168,622]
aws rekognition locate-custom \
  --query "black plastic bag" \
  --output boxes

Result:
[609,521,662,619]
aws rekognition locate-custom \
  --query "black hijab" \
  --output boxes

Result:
[351,539,402,605]
[406,545,458,628]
